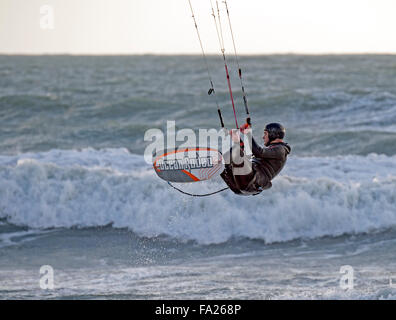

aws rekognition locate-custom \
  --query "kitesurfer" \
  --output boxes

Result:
[220,122,291,195]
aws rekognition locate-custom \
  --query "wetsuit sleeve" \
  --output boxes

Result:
[251,137,283,160]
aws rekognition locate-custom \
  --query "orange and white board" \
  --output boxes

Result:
[153,147,224,183]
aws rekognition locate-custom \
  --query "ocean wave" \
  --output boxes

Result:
[0,149,395,244]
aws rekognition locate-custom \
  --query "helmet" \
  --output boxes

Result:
[265,123,285,142]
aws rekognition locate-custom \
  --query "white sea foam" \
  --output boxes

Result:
[0,149,395,244]
[0,229,51,248]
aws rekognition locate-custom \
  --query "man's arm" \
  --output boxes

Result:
[251,137,283,160]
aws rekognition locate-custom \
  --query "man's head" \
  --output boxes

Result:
[263,123,285,146]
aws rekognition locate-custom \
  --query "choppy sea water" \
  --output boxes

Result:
[0,55,396,299]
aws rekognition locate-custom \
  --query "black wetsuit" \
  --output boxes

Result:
[221,138,291,195]
[250,138,291,190]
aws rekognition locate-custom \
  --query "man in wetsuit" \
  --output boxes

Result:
[220,122,291,195]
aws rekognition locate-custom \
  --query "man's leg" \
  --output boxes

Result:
[221,143,255,192]
[220,166,242,194]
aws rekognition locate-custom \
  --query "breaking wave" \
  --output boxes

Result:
[0,148,395,244]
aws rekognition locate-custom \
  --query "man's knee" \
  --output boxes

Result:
[232,158,253,176]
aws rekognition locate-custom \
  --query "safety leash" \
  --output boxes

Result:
[167,182,229,197]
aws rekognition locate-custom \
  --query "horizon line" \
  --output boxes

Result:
[1,52,396,56]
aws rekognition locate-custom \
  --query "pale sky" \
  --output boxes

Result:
[1,0,396,54]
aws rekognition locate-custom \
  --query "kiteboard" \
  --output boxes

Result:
[153,147,224,183]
